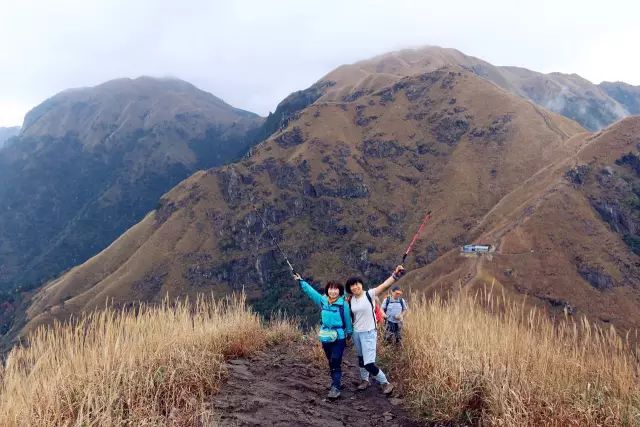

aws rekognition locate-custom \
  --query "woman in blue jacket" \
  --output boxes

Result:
[293,273,353,399]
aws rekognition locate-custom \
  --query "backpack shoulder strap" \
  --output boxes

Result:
[365,290,374,307]
[382,296,391,313]
[338,303,346,330]
[400,298,406,310]
[365,291,376,320]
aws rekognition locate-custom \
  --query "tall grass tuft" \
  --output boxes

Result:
[0,294,271,426]
[264,311,303,346]
[401,288,640,426]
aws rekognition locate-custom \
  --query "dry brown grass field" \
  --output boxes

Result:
[399,286,640,426]
[0,295,300,426]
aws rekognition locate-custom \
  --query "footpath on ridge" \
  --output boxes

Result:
[211,341,423,426]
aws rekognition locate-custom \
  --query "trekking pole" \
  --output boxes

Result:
[252,205,297,275]
[401,210,432,264]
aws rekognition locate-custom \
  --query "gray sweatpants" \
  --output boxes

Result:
[352,329,388,384]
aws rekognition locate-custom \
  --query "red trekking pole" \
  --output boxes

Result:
[401,210,432,264]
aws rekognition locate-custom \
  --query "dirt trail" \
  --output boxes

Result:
[211,341,423,426]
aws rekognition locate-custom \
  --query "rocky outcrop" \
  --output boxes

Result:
[584,150,640,256]
[433,115,470,146]
[577,263,614,290]
[470,115,512,144]
[275,127,305,148]
[362,139,405,158]
[565,164,591,186]
[616,152,640,176]
[255,80,335,141]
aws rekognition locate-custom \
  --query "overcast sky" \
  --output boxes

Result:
[0,0,638,127]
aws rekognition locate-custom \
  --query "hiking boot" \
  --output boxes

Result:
[381,382,395,395]
[327,386,341,399]
[356,380,370,390]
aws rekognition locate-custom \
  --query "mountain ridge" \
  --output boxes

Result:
[316,46,640,131]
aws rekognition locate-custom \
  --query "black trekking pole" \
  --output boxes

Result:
[252,206,297,276]
[401,210,432,264]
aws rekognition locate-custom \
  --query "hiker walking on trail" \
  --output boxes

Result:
[346,265,405,395]
[293,273,353,399]
[382,286,408,344]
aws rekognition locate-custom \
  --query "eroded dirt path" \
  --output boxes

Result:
[211,340,423,426]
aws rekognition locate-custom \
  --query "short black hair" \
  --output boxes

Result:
[324,281,344,296]
[345,277,364,294]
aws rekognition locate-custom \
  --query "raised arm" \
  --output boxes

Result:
[293,273,324,306]
[372,265,405,297]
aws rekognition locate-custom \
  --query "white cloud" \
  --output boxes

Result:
[0,100,30,127]
[0,0,638,126]
[569,27,640,84]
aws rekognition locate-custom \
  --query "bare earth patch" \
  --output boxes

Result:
[211,341,422,426]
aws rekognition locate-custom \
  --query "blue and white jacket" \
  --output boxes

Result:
[299,280,353,340]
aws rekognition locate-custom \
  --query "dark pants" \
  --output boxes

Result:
[322,338,346,388]
[385,321,402,343]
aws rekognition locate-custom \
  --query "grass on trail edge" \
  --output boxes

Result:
[0,294,300,426]
[396,288,640,426]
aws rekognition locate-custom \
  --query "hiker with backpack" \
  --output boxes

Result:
[345,264,405,395]
[382,286,408,344]
[292,273,353,399]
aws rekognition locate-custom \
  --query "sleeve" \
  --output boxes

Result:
[344,301,353,335]
[382,297,389,312]
[299,280,324,306]
[402,298,408,311]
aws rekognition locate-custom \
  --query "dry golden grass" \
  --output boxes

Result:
[7,285,639,426]
[304,326,329,369]
[264,312,304,346]
[0,294,286,426]
[400,288,640,426]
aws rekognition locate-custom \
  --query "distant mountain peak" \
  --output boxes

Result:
[317,45,640,131]
[21,76,260,145]
[0,77,264,300]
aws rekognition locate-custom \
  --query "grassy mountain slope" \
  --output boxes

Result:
[411,117,640,330]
